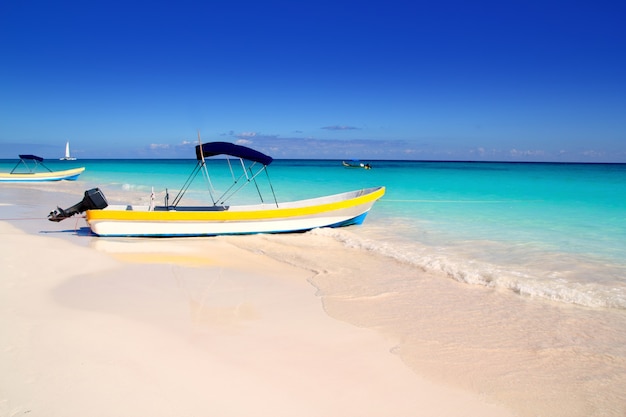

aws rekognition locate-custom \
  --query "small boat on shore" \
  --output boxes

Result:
[342,160,372,169]
[48,141,385,237]
[60,141,77,161]
[0,154,85,182]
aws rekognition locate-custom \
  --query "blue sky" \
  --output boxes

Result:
[1,0,625,161]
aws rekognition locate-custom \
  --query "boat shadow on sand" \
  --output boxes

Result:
[40,226,95,237]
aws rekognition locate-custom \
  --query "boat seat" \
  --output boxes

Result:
[153,205,229,212]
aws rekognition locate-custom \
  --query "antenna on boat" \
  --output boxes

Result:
[168,131,215,209]
[197,130,206,164]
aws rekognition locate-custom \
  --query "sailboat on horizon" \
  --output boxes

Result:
[60,141,77,161]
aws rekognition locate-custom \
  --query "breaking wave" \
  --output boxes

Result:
[309,228,626,310]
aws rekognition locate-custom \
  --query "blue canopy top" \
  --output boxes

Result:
[195,142,273,165]
[19,154,44,162]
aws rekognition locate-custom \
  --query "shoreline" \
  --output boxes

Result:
[1,185,514,416]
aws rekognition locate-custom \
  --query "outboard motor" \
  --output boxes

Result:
[48,188,108,222]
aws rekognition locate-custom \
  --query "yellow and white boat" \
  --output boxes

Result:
[49,142,385,237]
[0,154,85,182]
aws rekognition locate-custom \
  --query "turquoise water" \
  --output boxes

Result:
[2,158,625,309]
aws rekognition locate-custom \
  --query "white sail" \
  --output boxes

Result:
[60,141,77,160]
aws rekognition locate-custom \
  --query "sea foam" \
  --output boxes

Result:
[310,227,626,310]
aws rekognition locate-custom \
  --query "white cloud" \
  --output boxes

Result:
[121,136,626,162]
[321,125,360,131]
[581,150,605,157]
[509,148,545,157]
[149,143,170,150]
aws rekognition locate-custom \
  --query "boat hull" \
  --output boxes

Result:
[86,186,385,237]
[0,167,85,182]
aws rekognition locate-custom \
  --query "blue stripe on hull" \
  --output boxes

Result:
[328,212,369,228]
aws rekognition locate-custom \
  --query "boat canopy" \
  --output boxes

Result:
[19,154,44,162]
[195,142,273,166]
[10,154,52,174]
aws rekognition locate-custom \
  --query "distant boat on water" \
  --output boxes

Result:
[60,141,77,160]
[342,160,372,169]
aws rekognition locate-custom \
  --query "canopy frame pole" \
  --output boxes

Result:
[200,159,218,204]
[249,164,264,204]
[9,160,23,173]
[240,158,250,181]
[214,160,248,205]
[216,161,270,205]
[170,163,204,208]
[264,168,279,208]
[227,158,237,182]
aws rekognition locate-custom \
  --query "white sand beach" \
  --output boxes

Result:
[0,185,514,417]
